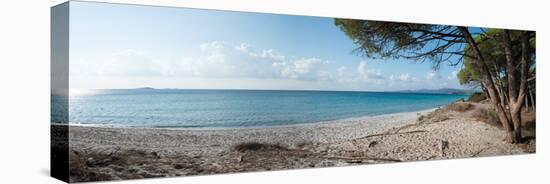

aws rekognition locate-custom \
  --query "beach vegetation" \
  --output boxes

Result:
[472,107,501,128]
[446,102,473,112]
[417,109,449,124]
[467,92,486,102]
[68,148,177,182]
[233,142,288,152]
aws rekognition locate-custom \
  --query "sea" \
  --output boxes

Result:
[51,89,467,128]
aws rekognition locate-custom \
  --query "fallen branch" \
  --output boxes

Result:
[471,146,492,157]
[84,147,121,167]
[353,130,428,141]
[324,155,402,162]
[439,140,449,157]
[97,147,121,161]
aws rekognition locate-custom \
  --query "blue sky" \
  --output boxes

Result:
[68,1,464,91]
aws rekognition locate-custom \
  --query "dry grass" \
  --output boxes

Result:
[69,149,118,181]
[522,110,536,127]
[468,92,486,102]
[69,142,320,182]
[472,107,501,128]
[416,102,474,124]
[293,141,314,150]
[417,109,449,124]
[233,142,289,152]
[471,105,536,131]
[416,102,472,124]
[445,102,474,112]
[521,110,536,143]
[229,142,322,170]
[431,114,450,122]
[69,148,187,182]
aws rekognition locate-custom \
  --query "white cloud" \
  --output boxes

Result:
[400,74,410,81]
[256,49,286,61]
[234,43,250,52]
[294,58,323,75]
[426,70,441,80]
[70,49,170,77]
[188,41,331,80]
[447,70,459,80]
[337,66,350,82]
[272,58,327,80]
[200,41,224,51]
[235,43,285,61]
[356,61,385,81]
[72,41,420,90]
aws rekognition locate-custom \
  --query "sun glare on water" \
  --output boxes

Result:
[69,89,97,97]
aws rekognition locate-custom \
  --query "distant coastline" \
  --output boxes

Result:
[393,88,475,95]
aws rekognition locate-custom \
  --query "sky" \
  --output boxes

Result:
[67,1,465,92]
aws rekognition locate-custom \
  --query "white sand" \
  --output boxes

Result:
[68,106,529,160]
[63,105,533,181]
[68,109,432,155]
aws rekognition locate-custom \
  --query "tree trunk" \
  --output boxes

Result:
[529,89,535,111]
[501,30,522,143]
[501,30,532,143]
[525,93,529,111]
[458,27,515,143]
[492,63,508,108]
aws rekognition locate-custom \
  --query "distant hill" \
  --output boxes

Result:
[135,87,155,90]
[394,88,473,95]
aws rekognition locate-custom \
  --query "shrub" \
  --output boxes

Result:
[68,148,166,182]
[69,150,115,182]
[417,110,449,123]
[446,102,474,112]
[521,110,536,126]
[472,107,501,127]
[295,141,313,149]
[468,92,486,102]
[417,115,425,122]
[233,142,288,152]
[432,114,450,122]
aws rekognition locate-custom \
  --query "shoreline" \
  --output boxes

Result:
[57,107,437,131]
[62,107,436,160]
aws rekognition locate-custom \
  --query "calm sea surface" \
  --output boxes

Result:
[52,89,466,128]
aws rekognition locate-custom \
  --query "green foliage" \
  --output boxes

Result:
[334,19,421,58]
[457,29,536,88]
[334,18,536,93]
[335,18,536,144]
[468,92,486,102]
[472,107,500,127]
[457,59,480,87]
[446,102,474,112]
[334,19,461,65]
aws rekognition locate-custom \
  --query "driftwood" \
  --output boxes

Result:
[324,155,402,162]
[439,140,449,157]
[84,147,121,167]
[353,130,428,141]
[97,146,121,161]
[471,146,492,157]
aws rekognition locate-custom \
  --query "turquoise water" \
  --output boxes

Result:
[53,89,466,128]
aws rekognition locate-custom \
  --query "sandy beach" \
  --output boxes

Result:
[57,102,535,182]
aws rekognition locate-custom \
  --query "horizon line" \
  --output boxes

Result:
[68,87,471,93]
